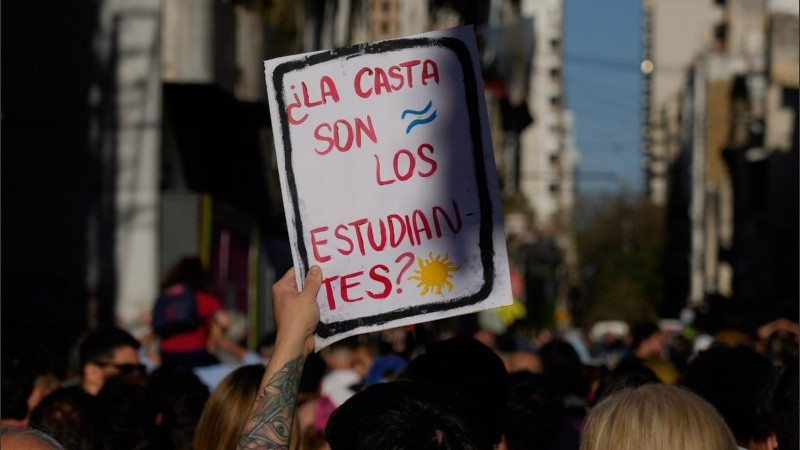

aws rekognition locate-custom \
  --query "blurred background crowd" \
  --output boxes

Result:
[1,0,798,448]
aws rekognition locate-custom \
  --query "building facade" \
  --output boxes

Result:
[657,0,798,325]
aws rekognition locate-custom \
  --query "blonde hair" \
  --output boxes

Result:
[580,384,737,450]
[194,364,265,450]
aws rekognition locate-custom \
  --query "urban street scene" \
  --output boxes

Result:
[2,1,798,449]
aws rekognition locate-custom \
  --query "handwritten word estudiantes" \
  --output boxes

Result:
[309,198,464,264]
[284,59,441,126]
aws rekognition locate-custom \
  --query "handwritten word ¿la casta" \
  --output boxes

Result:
[285,58,440,126]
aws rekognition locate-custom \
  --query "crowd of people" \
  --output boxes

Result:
[2,259,798,450]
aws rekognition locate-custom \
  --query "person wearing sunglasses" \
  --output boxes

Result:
[76,325,143,396]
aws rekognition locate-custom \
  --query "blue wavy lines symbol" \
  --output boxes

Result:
[401,100,437,134]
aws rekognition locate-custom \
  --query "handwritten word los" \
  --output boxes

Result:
[354,59,440,99]
[286,76,340,125]
[374,143,437,185]
[309,198,464,264]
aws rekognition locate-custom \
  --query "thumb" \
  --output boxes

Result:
[301,266,323,298]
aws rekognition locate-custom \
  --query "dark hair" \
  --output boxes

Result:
[589,357,661,408]
[538,339,589,398]
[503,371,566,450]
[147,366,210,450]
[77,326,140,370]
[326,380,481,450]
[403,337,508,448]
[161,255,212,291]
[772,362,799,450]
[92,377,161,449]
[630,321,660,351]
[29,386,94,450]
[683,344,779,444]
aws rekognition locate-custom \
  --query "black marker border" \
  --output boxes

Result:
[272,36,496,338]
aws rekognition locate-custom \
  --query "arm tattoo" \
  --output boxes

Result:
[238,355,305,450]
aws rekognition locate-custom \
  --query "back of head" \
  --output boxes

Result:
[147,366,209,450]
[538,339,589,398]
[403,337,508,448]
[194,364,265,450]
[503,371,565,450]
[580,384,738,450]
[629,321,660,353]
[683,344,778,444]
[1,425,64,450]
[326,380,481,450]
[29,387,93,450]
[77,326,140,370]
[589,358,660,408]
[92,377,160,449]
[161,255,211,291]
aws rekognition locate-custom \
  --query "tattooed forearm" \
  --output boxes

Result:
[238,355,305,450]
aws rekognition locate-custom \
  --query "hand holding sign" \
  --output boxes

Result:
[265,26,512,350]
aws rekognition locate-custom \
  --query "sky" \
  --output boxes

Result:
[563,0,644,195]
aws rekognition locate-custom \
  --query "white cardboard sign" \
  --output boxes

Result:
[264,26,512,350]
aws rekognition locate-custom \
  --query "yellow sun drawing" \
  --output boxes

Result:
[408,252,461,295]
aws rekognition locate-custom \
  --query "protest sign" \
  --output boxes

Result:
[264,26,512,350]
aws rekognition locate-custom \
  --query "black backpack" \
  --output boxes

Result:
[151,284,203,337]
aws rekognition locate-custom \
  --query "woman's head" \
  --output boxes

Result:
[580,384,737,450]
[194,364,265,450]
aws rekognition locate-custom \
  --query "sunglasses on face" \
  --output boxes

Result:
[94,361,146,374]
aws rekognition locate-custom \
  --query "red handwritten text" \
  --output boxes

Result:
[314,115,378,155]
[375,143,437,185]
[286,76,341,125]
[320,264,392,311]
[309,198,463,264]
[354,59,440,99]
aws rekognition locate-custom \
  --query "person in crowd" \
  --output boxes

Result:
[402,336,509,450]
[771,362,798,450]
[587,357,660,409]
[70,325,144,396]
[196,364,277,450]
[294,352,328,450]
[325,379,483,450]
[627,321,679,384]
[293,336,363,448]
[156,255,227,369]
[501,371,578,450]
[147,365,210,450]
[0,425,64,450]
[580,384,738,450]
[756,317,799,370]
[29,387,94,450]
[683,344,779,450]
[319,337,361,409]
[538,339,590,427]
[192,308,265,391]
[91,376,165,449]
[1,353,60,430]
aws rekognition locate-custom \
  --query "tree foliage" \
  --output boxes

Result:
[573,194,666,328]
